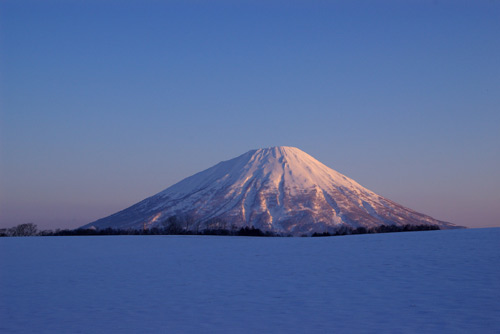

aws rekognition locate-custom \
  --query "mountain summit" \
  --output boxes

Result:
[82,146,459,235]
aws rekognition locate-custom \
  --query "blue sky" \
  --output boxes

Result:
[1,0,499,230]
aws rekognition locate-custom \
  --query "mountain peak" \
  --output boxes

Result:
[255,146,307,157]
[82,147,460,234]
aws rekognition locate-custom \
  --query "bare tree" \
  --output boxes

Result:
[9,223,38,236]
[162,216,182,234]
[184,215,195,232]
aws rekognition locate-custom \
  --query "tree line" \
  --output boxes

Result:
[1,220,439,237]
[310,224,440,237]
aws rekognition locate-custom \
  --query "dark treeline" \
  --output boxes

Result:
[41,225,275,237]
[1,221,439,237]
[0,222,276,237]
[311,224,440,237]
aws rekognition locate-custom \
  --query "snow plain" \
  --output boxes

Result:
[1,228,499,333]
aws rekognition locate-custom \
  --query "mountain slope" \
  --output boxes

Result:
[82,146,460,235]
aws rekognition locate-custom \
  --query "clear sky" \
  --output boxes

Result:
[1,0,499,230]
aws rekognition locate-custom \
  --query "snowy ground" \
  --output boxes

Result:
[1,228,499,333]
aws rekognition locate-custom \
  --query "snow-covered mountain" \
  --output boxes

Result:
[82,146,460,235]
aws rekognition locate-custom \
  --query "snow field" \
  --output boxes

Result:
[1,228,499,333]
